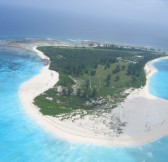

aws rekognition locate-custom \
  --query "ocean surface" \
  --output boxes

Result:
[150,59,168,99]
[0,4,168,50]
[0,45,168,162]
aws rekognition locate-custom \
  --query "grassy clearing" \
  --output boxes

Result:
[80,63,131,97]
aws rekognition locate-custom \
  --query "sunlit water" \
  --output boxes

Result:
[0,46,168,162]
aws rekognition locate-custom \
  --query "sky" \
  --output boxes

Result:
[0,0,167,21]
[0,0,168,48]
[0,0,168,21]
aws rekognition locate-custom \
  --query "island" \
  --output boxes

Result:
[34,46,161,117]
[18,40,168,147]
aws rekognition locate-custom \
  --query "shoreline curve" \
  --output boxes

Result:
[19,46,168,147]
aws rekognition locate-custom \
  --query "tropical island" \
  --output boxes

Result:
[17,40,168,147]
[34,46,162,117]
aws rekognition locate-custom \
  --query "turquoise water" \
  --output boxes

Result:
[150,59,168,99]
[1,46,168,162]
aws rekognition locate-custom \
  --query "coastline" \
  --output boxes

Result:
[19,46,168,147]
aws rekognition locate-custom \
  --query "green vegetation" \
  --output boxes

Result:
[34,46,165,116]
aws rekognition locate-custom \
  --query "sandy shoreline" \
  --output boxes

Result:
[19,46,168,147]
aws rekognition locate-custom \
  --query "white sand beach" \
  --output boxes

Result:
[19,45,168,147]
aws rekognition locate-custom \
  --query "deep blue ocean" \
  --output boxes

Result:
[0,44,168,162]
[0,4,168,50]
